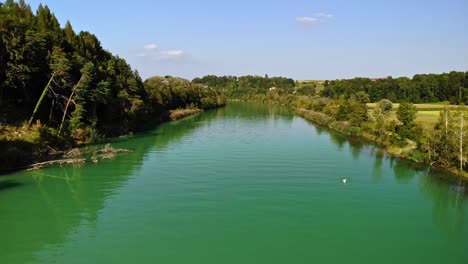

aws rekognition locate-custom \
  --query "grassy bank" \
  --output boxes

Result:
[169,109,203,120]
[296,107,468,179]
[0,107,209,174]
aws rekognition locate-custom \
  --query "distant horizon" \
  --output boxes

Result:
[25,0,468,80]
[168,70,468,82]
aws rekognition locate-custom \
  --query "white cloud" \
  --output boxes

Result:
[296,12,334,25]
[137,44,185,61]
[296,16,320,24]
[144,43,159,50]
[161,50,184,57]
[315,12,334,18]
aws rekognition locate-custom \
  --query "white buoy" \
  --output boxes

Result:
[342,178,347,184]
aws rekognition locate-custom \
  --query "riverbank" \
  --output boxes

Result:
[0,107,209,174]
[296,108,468,179]
[169,108,203,120]
[3,101,467,263]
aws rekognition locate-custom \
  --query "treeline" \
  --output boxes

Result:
[0,0,224,140]
[144,76,226,112]
[192,75,296,98]
[0,1,225,170]
[321,72,468,104]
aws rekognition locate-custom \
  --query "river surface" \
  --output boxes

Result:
[1,102,467,263]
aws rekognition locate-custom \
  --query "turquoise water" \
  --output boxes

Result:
[1,102,467,263]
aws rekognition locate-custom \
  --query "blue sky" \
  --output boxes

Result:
[27,0,468,80]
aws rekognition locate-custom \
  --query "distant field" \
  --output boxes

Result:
[416,111,441,129]
[375,110,439,130]
[297,80,325,93]
[367,102,467,129]
[366,102,461,111]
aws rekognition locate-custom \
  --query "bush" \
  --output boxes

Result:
[377,99,393,113]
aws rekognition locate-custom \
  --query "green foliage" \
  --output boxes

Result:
[321,72,467,104]
[348,103,369,127]
[296,82,316,96]
[430,108,467,170]
[395,102,419,141]
[144,76,225,112]
[377,99,393,113]
[397,102,417,126]
[354,91,370,104]
[334,100,368,127]
[0,1,226,149]
[193,75,296,99]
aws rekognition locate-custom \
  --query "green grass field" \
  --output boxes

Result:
[416,111,441,129]
[297,80,325,93]
[376,110,439,130]
[367,103,467,130]
[367,102,460,111]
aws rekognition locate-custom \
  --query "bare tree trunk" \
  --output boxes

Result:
[29,73,55,126]
[460,112,464,171]
[58,75,83,135]
[445,109,449,150]
[58,90,75,135]
[443,108,453,157]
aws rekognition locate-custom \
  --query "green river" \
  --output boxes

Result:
[1,102,467,263]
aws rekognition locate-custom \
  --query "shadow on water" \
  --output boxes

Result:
[0,106,227,263]
[419,170,467,239]
[1,102,467,262]
[0,180,23,191]
[371,151,384,183]
[313,115,468,238]
[328,131,347,150]
[0,102,295,263]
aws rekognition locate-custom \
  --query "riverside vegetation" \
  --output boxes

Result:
[193,74,468,177]
[0,0,466,178]
[0,1,225,171]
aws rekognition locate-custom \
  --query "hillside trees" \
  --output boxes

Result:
[144,76,225,112]
[396,102,421,141]
[0,1,225,144]
[321,72,467,104]
[431,108,467,170]
[193,75,296,99]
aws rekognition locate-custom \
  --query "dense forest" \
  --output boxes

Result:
[0,0,225,170]
[192,75,296,98]
[193,72,468,105]
[321,72,468,104]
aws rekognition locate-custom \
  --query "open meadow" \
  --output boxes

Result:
[367,103,467,130]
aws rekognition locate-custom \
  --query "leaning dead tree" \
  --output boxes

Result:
[58,75,84,135]
[27,158,86,170]
[28,73,56,126]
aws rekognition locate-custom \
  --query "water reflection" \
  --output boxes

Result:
[0,102,467,263]
[390,158,419,183]
[371,151,384,183]
[320,122,468,238]
[0,179,23,191]
[348,138,364,160]
[419,172,467,239]
[328,132,346,150]
[0,111,220,263]
[0,102,295,263]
